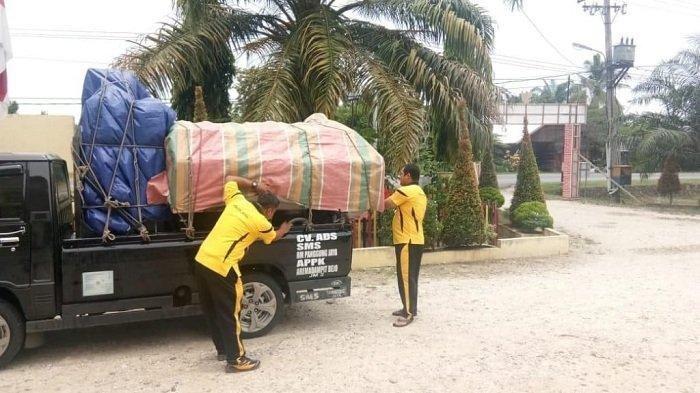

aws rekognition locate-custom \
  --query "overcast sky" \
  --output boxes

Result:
[5,0,699,129]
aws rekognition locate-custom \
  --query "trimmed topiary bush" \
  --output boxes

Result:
[442,136,487,247]
[479,186,505,207]
[510,124,546,217]
[423,198,442,250]
[511,201,553,232]
[657,155,682,206]
[479,142,499,189]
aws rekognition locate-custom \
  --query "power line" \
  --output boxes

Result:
[493,54,584,70]
[13,33,138,41]
[492,59,584,73]
[494,71,587,84]
[629,0,700,11]
[11,27,149,35]
[14,56,111,65]
[625,0,700,17]
[520,10,579,67]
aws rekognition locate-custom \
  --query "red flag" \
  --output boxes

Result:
[0,0,12,116]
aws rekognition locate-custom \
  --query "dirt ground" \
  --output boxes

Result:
[1,199,698,393]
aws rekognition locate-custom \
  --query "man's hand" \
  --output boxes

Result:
[255,179,273,195]
[225,175,274,195]
[275,221,292,241]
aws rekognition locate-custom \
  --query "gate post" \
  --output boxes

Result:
[562,124,581,199]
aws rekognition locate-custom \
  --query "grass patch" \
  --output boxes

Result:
[540,177,700,215]
[541,182,562,195]
[542,178,700,196]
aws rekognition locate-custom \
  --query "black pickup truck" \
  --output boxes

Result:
[0,153,353,367]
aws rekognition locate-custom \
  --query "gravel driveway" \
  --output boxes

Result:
[1,199,698,393]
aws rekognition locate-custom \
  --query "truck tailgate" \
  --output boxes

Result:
[242,230,353,281]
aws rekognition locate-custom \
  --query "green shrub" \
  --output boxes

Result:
[479,186,505,207]
[478,144,499,188]
[510,126,546,216]
[657,155,682,205]
[422,198,442,249]
[442,137,487,247]
[377,210,393,246]
[512,202,553,232]
[425,177,448,223]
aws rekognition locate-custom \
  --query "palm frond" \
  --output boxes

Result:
[350,22,496,161]
[297,8,351,117]
[347,0,494,75]
[115,7,272,96]
[362,56,426,170]
[619,113,695,172]
[357,24,494,116]
[240,48,304,122]
[505,0,523,10]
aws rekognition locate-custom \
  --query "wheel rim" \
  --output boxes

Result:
[240,282,277,333]
[0,315,10,357]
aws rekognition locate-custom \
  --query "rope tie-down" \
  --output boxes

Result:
[76,71,173,243]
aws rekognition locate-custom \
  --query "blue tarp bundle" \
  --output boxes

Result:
[74,69,176,240]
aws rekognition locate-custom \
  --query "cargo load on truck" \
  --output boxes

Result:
[73,69,385,241]
[73,69,176,240]
[146,115,386,229]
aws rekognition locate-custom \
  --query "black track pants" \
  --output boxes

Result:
[195,263,246,362]
[394,243,424,317]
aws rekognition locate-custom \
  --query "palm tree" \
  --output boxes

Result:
[115,0,522,170]
[624,36,700,172]
[581,54,605,106]
[634,35,699,147]
[621,113,694,174]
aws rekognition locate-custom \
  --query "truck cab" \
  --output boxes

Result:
[0,153,353,367]
[0,154,72,320]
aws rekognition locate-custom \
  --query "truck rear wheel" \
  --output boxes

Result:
[0,299,25,368]
[240,273,284,339]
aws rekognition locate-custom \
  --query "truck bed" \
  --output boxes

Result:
[60,224,353,304]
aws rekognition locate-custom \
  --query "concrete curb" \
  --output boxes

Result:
[351,228,569,270]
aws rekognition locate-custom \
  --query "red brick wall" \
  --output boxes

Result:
[562,124,581,199]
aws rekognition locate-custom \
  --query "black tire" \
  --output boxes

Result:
[0,299,25,368]
[240,273,285,339]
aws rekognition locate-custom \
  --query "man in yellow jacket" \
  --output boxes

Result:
[384,164,427,328]
[195,176,291,373]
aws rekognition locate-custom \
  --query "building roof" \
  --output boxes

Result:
[493,123,544,144]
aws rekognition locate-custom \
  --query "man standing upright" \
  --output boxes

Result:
[384,164,427,327]
[195,176,290,373]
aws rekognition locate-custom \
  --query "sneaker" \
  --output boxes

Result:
[225,356,260,373]
[392,315,414,328]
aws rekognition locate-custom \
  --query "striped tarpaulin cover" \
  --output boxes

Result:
[160,114,385,213]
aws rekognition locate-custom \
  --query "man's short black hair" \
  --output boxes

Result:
[258,192,280,209]
[403,163,420,183]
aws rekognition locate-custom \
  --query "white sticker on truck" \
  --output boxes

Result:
[295,233,340,278]
[82,271,114,297]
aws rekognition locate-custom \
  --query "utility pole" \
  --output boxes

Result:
[580,0,627,201]
[604,0,616,200]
